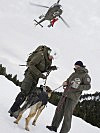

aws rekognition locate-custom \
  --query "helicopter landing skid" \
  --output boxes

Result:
[34,19,43,28]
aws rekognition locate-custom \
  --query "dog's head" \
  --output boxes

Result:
[45,86,52,98]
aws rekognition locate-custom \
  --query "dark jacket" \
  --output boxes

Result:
[27,50,52,81]
[20,47,52,94]
[63,67,91,102]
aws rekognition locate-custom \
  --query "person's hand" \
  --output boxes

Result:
[41,74,47,79]
[62,81,67,89]
[50,66,57,70]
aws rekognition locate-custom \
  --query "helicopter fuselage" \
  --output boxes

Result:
[33,1,69,28]
[45,4,63,20]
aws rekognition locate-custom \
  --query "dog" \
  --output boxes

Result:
[14,86,52,131]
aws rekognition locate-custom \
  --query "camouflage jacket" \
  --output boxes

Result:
[27,51,52,80]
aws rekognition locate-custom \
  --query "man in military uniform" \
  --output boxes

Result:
[9,45,57,117]
[46,61,91,133]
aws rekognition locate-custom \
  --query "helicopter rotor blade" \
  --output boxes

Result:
[57,0,61,4]
[30,2,49,9]
[59,16,70,28]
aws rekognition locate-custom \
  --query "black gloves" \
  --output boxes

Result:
[39,66,57,79]
[49,66,57,71]
[38,73,47,79]
[41,74,47,79]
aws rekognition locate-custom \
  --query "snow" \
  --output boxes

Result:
[0,0,100,132]
[0,76,99,133]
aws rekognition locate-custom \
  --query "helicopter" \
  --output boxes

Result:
[30,0,70,28]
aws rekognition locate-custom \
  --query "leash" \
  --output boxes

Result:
[44,71,51,86]
[56,86,71,112]
[43,70,51,91]
[43,71,63,92]
[56,95,67,112]
[52,85,63,92]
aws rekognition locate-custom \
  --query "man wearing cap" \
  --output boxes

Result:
[46,61,91,133]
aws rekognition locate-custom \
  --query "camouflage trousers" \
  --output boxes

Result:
[51,97,78,133]
[9,72,38,113]
[21,77,36,95]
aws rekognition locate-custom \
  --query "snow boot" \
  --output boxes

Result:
[46,126,57,132]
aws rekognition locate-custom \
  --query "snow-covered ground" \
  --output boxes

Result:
[0,76,99,133]
[0,0,100,132]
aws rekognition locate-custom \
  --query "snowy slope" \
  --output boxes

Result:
[0,76,100,133]
[0,0,100,132]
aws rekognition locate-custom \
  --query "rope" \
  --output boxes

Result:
[43,70,51,91]
[52,85,63,92]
